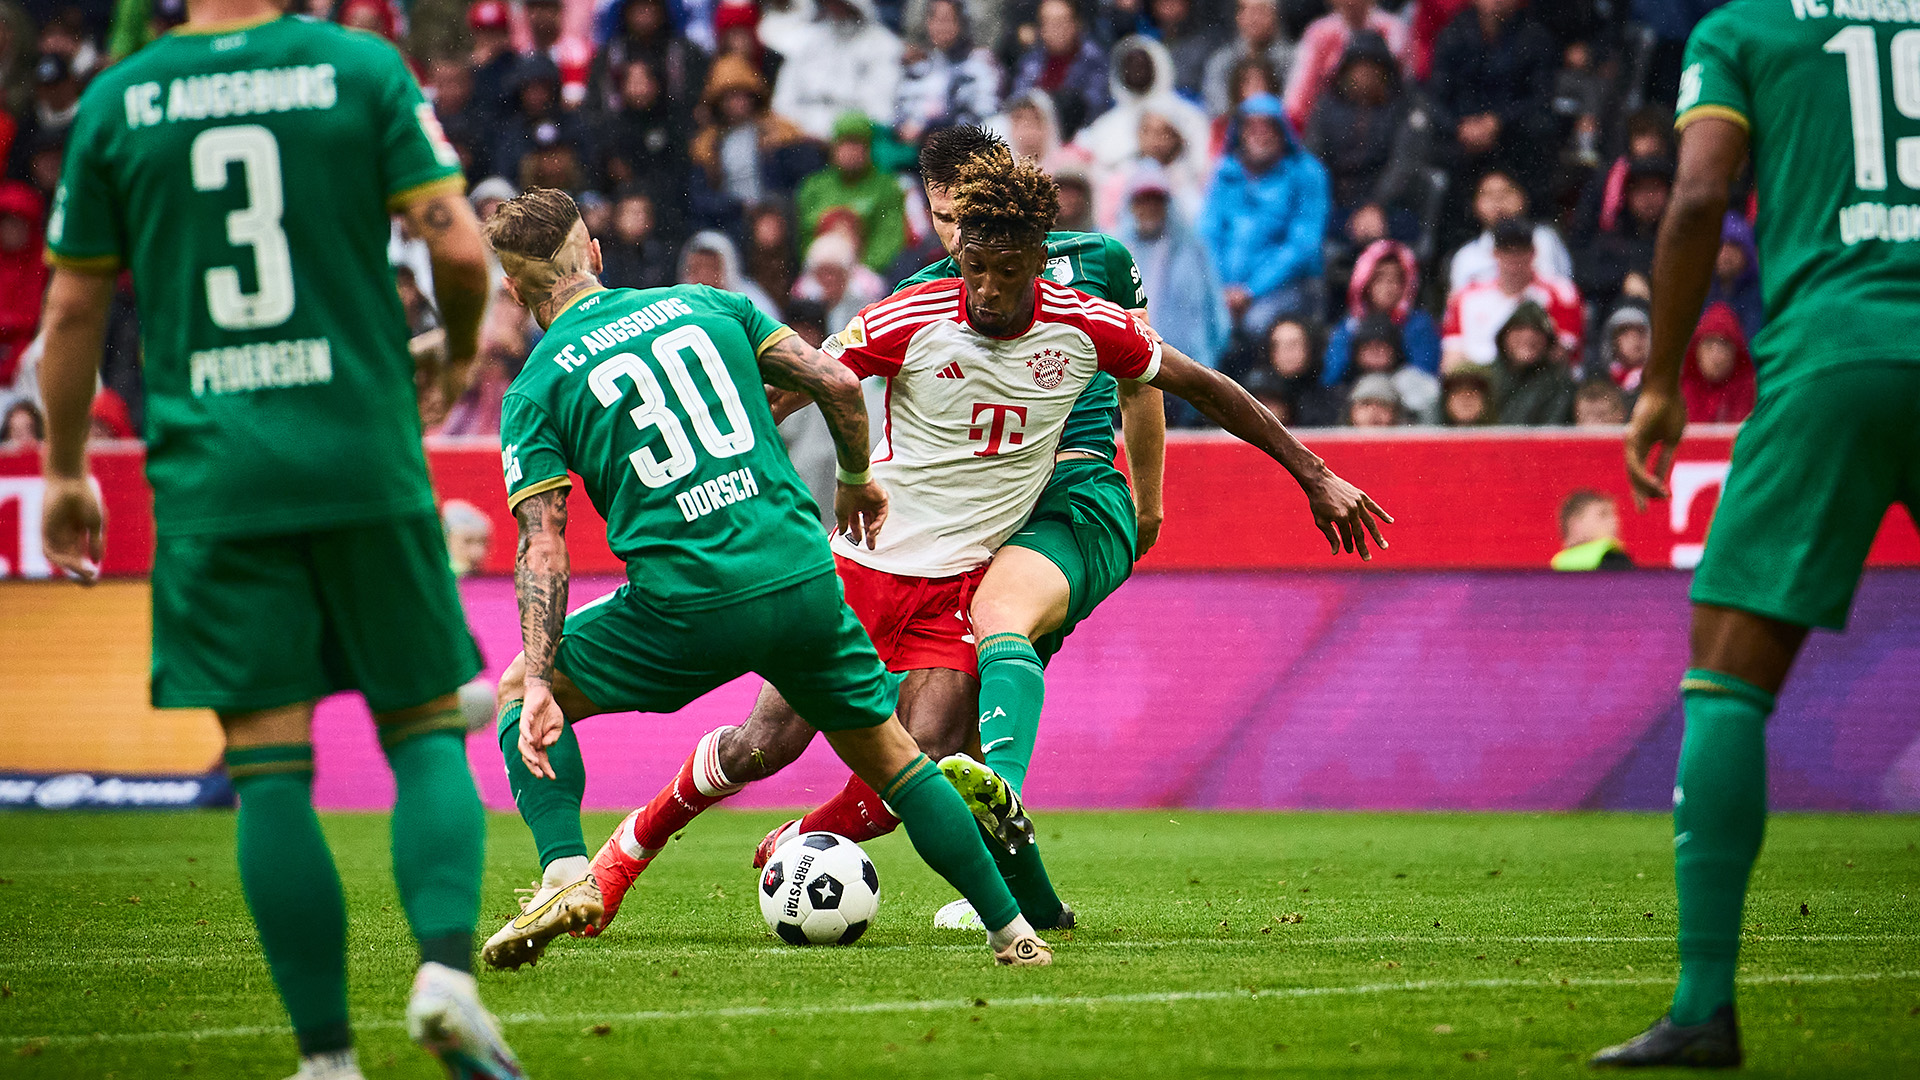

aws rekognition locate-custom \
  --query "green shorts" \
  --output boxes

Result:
[1692,363,1920,630]
[151,513,482,714]
[1002,457,1138,664]
[555,570,895,731]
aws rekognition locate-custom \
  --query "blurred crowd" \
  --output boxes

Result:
[0,0,1759,458]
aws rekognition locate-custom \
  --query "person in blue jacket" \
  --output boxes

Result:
[1198,93,1331,335]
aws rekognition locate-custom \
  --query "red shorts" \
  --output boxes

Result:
[833,554,986,675]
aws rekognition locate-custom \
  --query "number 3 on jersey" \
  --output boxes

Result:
[192,124,295,330]
[590,325,756,488]
[1827,26,1920,191]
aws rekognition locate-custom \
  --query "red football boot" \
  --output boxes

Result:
[752,819,800,869]
[580,810,652,937]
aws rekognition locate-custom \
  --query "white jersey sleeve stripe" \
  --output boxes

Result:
[867,299,958,336]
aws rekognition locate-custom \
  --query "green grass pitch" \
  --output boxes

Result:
[0,810,1914,1078]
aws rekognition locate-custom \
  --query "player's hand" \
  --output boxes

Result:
[1303,468,1392,561]
[1134,507,1163,558]
[1624,390,1687,511]
[836,480,889,549]
[41,474,105,584]
[518,678,566,780]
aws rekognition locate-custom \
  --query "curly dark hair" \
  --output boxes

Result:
[949,154,1058,252]
[919,125,1010,189]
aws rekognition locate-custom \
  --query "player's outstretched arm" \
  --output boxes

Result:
[512,487,571,779]
[1117,378,1167,557]
[1148,344,1392,560]
[757,334,889,547]
[37,268,116,583]
[404,192,490,423]
[1627,116,1749,509]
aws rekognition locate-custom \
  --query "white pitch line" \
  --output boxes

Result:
[11,932,1917,969]
[4,970,1916,1050]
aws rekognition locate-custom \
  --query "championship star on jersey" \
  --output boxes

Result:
[822,278,1160,578]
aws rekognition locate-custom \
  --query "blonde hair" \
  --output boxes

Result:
[482,187,592,309]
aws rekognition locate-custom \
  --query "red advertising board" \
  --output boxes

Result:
[3,428,1916,578]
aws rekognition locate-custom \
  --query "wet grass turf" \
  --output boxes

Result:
[0,810,1915,1078]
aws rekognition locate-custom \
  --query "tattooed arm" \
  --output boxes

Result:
[403,192,490,423]
[757,333,889,547]
[512,486,572,778]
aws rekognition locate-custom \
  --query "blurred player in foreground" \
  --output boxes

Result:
[476,189,1052,971]
[581,146,1390,938]
[36,3,516,1078]
[1598,1,1920,1068]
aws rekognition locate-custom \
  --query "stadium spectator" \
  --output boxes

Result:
[791,229,886,332]
[1346,371,1403,427]
[992,88,1086,174]
[1053,165,1096,231]
[679,228,781,317]
[491,55,588,191]
[594,58,691,234]
[1441,217,1582,369]
[894,0,1003,144]
[1,397,40,451]
[1092,104,1208,230]
[337,0,401,43]
[428,56,489,177]
[470,176,517,223]
[764,0,903,140]
[1426,0,1557,209]
[1634,0,1722,104]
[1342,313,1440,423]
[1708,211,1764,342]
[1074,36,1209,180]
[796,113,908,272]
[516,124,585,193]
[1115,164,1230,371]
[598,188,677,289]
[1237,361,1292,421]
[1407,0,1468,81]
[1300,30,1430,246]
[1574,155,1670,311]
[1440,365,1496,426]
[1551,489,1633,570]
[521,0,590,108]
[1569,106,1674,248]
[689,55,822,228]
[1010,0,1110,140]
[1243,315,1343,427]
[711,0,766,67]
[1490,299,1575,425]
[1284,0,1411,131]
[1146,0,1221,97]
[1448,167,1573,293]
[1573,377,1628,427]
[1681,302,1756,425]
[1324,239,1439,385]
[1206,53,1280,161]
[12,49,77,167]
[591,0,709,116]
[1199,93,1329,334]
[1599,301,1650,395]
[466,0,520,121]
[441,500,495,578]
[0,178,43,384]
[744,201,800,306]
[1203,0,1294,117]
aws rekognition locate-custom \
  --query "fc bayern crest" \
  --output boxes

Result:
[1027,348,1069,389]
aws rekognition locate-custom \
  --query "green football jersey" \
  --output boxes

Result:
[1679,0,1920,389]
[500,285,835,609]
[896,230,1148,459]
[47,14,464,537]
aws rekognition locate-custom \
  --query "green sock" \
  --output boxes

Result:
[381,715,485,973]
[882,754,1021,932]
[978,633,1045,794]
[994,842,1066,929]
[497,700,588,866]
[225,745,351,1056]
[1670,669,1774,1026]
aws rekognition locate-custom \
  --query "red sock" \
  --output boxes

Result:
[625,729,741,856]
[797,774,900,842]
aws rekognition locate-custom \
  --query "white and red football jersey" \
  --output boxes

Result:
[1440,274,1585,366]
[822,277,1161,577]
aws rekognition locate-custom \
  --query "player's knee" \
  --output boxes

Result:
[969,592,1034,642]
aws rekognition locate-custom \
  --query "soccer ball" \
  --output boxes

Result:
[758,831,879,945]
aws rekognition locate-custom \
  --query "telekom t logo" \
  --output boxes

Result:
[968,402,1028,458]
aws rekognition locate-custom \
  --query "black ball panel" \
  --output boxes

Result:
[801,832,839,851]
[761,861,785,897]
[837,919,869,945]
[776,920,812,946]
[862,859,879,893]
[806,872,846,910]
